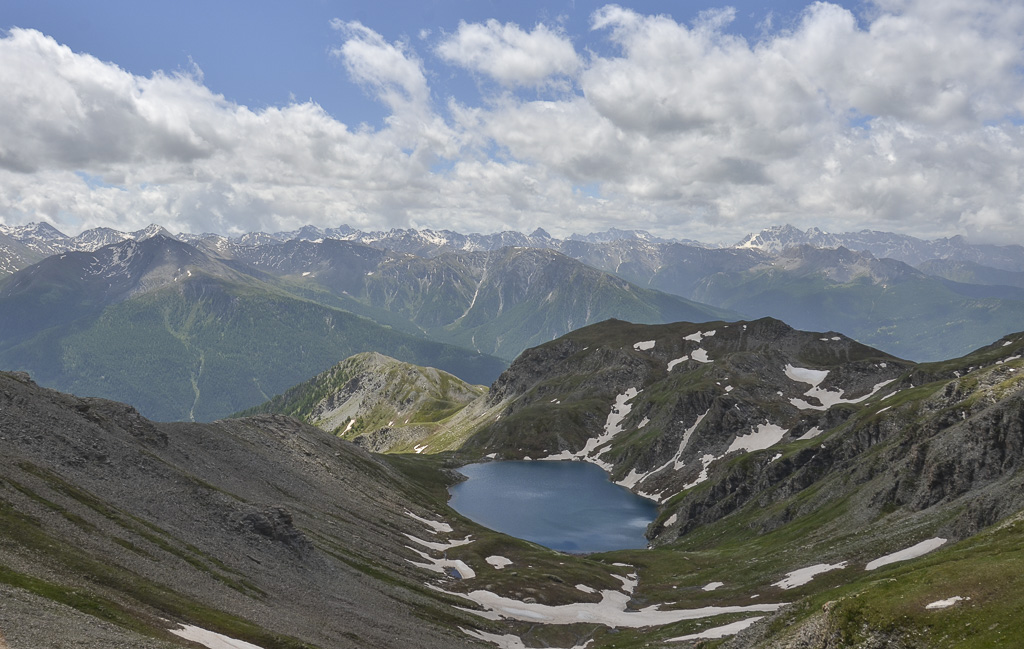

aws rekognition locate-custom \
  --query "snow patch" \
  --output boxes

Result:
[664,514,678,527]
[684,330,716,342]
[486,556,513,570]
[797,427,823,440]
[407,545,477,579]
[170,625,265,649]
[773,562,847,589]
[405,533,473,552]
[726,422,788,454]
[666,616,765,641]
[784,364,829,387]
[926,596,967,610]
[414,444,428,454]
[461,628,593,649]
[572,388,640,461]
[683,454,718,489]
[791,379,895,411]
[702,581,724,591]
[575,584,597,594]
[866,538,946,570]
[667,356,689,371]
[405,511,453,534]
[634,340,656,351]
[691,348,711,363]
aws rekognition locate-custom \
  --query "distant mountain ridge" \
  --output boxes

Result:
[5,219,1024,361]
[5,220,1024,269]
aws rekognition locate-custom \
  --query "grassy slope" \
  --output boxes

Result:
[1,275,506,422]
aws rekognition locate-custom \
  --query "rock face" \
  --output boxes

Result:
[0,371,481,648]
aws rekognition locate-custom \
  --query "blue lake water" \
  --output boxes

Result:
[448,460,658,554]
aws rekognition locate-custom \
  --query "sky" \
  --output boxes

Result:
[2,0,1024,244]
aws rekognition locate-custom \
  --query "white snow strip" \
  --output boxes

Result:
[617,468,648,489]
[726,422,788,454]
[486,556,513,570]
[540,450,576,461]
[770,452,782,462]
[866,538,947,570]
[575,584,597,594]
[486,453,497,459]
[691,348,711,363]
[926,596,967,610]
[773,562,847,589]
[797,427,823,440]
[414,444,429,454]
[404,534,473,552]
[664,514,678,527]
[634,340,656,351]
[343,420,355,434]
[405,511,453,534]
[671,412,709,470]
[461,628,592,649]
[725,385,733,392]
[169,624,265,649]
[1003,341,1013,347]
[406,545,477,579]
[831,336,841,341]
[301,271,311,276]
[446,586,782,627]
[667,356,689,371]
[666,616,765,642]
[613,572,638,594]
[574,388,640,460]
[702,581,724,591]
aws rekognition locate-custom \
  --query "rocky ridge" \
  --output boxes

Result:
[237,351,487,453]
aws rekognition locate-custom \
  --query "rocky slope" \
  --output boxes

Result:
[0,370,489,648]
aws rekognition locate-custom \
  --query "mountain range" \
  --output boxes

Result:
[4,221,1023,364]
[0,232,725,421]
[4,315,1024,647]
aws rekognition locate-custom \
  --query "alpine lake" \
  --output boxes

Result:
[448,460,658,554]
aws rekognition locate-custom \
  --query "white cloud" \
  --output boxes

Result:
[3,2,1024,245]
[436,20,580,88]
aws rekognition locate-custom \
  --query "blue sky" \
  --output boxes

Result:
[2,1,1024,244]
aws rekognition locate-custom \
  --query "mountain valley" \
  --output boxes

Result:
[3,315,1024,648]
[3,221,1024,647]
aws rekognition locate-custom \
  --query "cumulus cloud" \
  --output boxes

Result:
[436,19,580,88]
[3,2,1024,244]
[330,20,430,112]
